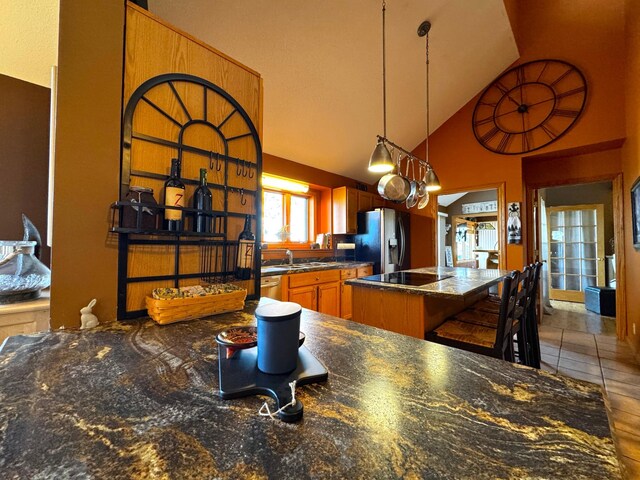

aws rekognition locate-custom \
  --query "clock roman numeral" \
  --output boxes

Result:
[539,123,557,140]
[474,116,494,127]
[550,68,574,87]
[479,100,498,107]
[496,133,513,153]
[552,108,580,118]
[480,126,500,143]
[556,86,585,99]
[515,66,526,86]
[521,131,531,152]
[494,81,510,95]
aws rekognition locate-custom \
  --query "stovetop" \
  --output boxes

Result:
[360,272,452,287]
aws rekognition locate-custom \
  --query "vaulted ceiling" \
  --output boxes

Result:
[150,0,519,183]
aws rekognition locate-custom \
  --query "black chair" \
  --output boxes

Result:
[426,271,520,362]
[525,262,543,369]
[458,266,533,366]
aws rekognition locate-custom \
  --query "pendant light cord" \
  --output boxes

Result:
[425,29,430,163]
[382,1,387,138]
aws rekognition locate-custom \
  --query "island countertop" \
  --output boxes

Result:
[346,266,512,298]
[0,302,619,479]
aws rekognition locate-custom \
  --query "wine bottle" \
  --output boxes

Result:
[163,158,185,231]
[193,168,213,233]
[236,215,255,280]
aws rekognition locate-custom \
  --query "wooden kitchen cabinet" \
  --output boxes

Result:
[357,191,374,213]
[288,285,317,311]
[318,282,340,317]
[357,266,373,277]
[284,270,340,315]
[340,281,352,319]
[332,187,383,234]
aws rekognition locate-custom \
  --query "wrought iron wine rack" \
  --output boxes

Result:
[112,73,262,320]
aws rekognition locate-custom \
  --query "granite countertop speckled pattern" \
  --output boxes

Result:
[261,261,372,276]
[0,302,619,479]
[346,266,512,298]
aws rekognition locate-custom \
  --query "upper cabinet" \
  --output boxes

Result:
[332,186,384,234]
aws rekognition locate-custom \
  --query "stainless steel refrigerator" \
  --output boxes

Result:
[355,208,410,274]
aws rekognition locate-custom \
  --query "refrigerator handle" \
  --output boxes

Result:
[397,215,405,267]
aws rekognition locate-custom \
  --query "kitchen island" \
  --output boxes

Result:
[347,266,511,339]
[0,301,619,479]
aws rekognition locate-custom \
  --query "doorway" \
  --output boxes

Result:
[530,180,623,337]
[436,186,505,270]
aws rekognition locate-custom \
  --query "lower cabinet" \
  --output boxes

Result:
[318,281,340,316]
[283,265,372,319]
[288,285,316,311]
[340,281,352,319]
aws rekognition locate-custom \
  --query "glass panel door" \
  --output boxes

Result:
[547,204,605,302]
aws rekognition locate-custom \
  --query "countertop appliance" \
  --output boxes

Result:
[355,208,410,274]
[360,271,451,286]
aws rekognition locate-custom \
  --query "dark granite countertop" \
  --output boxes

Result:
[261,261,372,277]
[347,266,512,298]
[0,301,619,479]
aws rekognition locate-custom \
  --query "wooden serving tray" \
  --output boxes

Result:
[145,289,247,325]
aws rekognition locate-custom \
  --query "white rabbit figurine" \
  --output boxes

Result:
[80,299,99,329]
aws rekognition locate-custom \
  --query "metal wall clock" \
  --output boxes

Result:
[472,59,587,155]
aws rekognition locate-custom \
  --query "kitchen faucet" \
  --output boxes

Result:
[285,249,294,265]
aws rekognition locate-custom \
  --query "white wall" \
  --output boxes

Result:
[0,0,59,87]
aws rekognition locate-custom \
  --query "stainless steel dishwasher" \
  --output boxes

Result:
[260,275,282,300]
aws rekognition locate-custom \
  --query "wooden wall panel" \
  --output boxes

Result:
[121,3,262,316]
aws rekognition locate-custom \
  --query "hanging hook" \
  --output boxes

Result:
[242,161,248,177]
[216,152,222,172]
[240,188,247,206]
[209,151,214,170]
[248,162,254,178]
[237,159,242,177]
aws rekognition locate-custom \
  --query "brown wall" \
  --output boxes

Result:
[50,0,125,328]
[420,0,626,272]
[0,74,51,265]
[623,0,640,353]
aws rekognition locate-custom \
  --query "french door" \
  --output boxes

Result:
[547,204,605,302]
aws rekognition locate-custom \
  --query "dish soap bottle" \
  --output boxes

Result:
[236,215,255,280]
[163,158,185,231]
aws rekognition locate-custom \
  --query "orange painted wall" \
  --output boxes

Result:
[263,153,367,190]
[622,0,640,353]
[523,148,623,187]
[420,0,625,272]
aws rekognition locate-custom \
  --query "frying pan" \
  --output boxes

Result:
[405,159,419,209]
[378,154,410,202]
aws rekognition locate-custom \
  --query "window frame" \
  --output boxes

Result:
[262,187,316,248]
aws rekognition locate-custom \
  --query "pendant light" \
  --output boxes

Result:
[368,1,394,174]
[419,20,441,192]
[368,3,442,199]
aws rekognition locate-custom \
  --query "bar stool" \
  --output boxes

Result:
[466,266,533,366]
[426,271,520,362]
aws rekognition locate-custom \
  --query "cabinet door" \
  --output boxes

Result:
[357,191,373,212]
[340,281,352,319]
[318,281,340,317]
[346,188,358,234]
[288,285,317,311]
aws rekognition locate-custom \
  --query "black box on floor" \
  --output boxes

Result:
[584,286,616,317]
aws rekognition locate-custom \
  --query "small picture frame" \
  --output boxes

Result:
[507,202,522,245]
[632,176,640,249]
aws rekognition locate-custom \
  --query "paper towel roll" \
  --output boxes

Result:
[336,243,355,250]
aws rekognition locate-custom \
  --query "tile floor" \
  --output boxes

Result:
[540,301,640,479]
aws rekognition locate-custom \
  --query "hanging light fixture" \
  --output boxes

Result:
[419,20,441,192]
[368,2,441,199]
[368,1,394,173]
